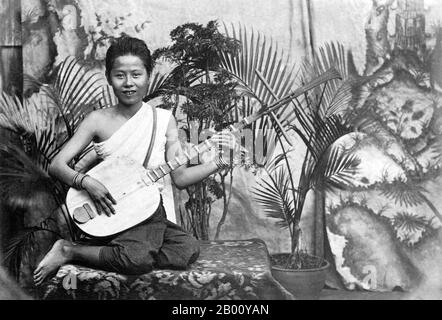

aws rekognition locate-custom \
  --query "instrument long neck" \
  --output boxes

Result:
[145,67,341,182]
[145,117,255,182]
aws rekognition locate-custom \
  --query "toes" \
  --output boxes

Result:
[34,266,42,274]
[34,269,45,283]
[34,273,46,286]
[34,277,42,286]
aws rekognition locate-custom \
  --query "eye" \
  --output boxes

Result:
[133,73,142,78]
[115,73,124,79]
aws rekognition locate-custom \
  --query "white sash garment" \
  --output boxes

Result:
[93,103,153,164]
[92,102,177,223]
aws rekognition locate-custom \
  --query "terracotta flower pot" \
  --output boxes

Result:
[271,254,330,300]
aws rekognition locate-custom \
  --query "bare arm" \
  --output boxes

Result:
[49,111,116,216]
[165,115,220,189]
[49,112,98,185]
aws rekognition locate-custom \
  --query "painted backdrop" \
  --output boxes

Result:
[20,0,442,293]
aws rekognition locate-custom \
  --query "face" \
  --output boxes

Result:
[108,55,149,108]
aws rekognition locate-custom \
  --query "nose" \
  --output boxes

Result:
[124,76,134,87]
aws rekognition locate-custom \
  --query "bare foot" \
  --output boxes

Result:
[33,239,73,286]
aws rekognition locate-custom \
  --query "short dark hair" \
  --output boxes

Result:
[105,36,153,77]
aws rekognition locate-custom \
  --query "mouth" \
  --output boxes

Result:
[122,90,137,97]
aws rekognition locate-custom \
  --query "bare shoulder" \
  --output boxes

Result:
[82,107,114,126]
[76,108,110,138]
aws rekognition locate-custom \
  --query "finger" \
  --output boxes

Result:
[236,146,249,159]
[212,131,230,140]
[94,200,104,215]
[103,197,116,215]
[107,192,117,205]
[99,199,112,217]
[216,137,236,149]
[222,133,238,144]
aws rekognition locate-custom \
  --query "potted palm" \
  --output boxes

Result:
[219,24,368,299]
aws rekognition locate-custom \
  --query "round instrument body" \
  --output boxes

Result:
[66,156,161,238]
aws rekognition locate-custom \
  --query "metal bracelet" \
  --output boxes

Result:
[72,172,81,189]
[73,172,86,190]
[79,174,89,189]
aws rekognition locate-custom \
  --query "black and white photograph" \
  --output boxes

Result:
[1,0,442,306]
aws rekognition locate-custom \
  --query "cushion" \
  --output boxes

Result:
[40,238,294,300]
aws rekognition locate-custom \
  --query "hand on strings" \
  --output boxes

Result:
[82,176,117,217]
[209,130,250,168]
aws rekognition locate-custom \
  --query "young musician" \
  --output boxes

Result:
[34,36,236,285]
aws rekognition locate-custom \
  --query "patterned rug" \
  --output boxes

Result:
[39,238,294,300]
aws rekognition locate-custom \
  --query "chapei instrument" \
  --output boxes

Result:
[66,68,341,237]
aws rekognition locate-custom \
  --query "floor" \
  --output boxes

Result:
[319,289,408,300]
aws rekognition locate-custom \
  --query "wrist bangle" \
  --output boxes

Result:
[79,174,89,189]
[72,172,86,190]
[72,172,80,189]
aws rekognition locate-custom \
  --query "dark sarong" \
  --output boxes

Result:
[85,201,200,275]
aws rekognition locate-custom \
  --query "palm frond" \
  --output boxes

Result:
[300,42,375,129]
[315,115,352,159]
[306,42,348,82]
[3,223,60,280]
[264,152,291,174]
[302,42,349,117]
[18,58,107,165]
[144,69,172,100]
[0,143,54,201]
[220,25,351,154]
[379,179,427,208]
[56,57,104,113]
[228,96,279,167]
[311,145,360,191]
[289,112,353,162]
[0,92,51,135]
[392,212,434,234]
[24,97,59,169]
[252,166,295,228]
[97,85,118,109]
[42,57,105,137]
[0,90,62,170]
[220,23,299,128]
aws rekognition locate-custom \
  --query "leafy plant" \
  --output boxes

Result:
[0,57,105,278]
[154,21,242,240]
[220,23,366,269]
